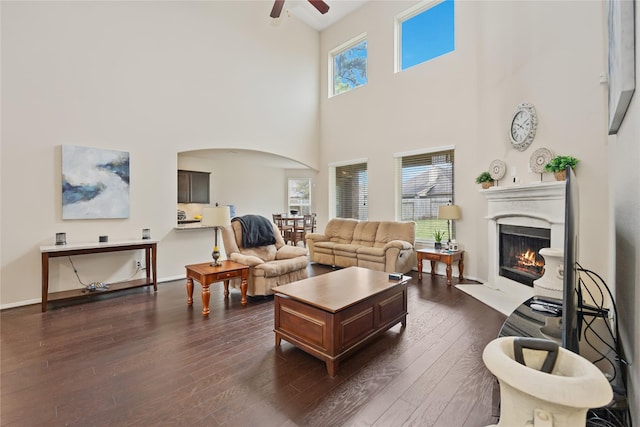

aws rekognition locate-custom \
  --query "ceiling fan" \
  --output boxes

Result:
[270,0,330,19]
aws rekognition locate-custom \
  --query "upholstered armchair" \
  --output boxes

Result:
[220,218,309,296]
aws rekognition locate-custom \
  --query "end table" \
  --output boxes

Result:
[417,248,464,286]
[185,260,249,316]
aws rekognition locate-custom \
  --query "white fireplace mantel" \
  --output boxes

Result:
[483,181,565,224]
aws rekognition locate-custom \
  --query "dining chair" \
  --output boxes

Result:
[288,214,314,247]
[272,214,293,240]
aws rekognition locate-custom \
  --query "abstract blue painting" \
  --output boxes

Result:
[62,145,130,219]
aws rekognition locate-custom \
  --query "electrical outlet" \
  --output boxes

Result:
[135,259,144,269]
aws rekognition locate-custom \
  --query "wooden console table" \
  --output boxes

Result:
[40,240,158,312]
[417,248,464,285]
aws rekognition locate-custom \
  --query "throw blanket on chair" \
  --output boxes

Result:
[232,215,277,248]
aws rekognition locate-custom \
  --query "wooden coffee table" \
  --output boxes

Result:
[185,260,249,316]
[272,266,409,377]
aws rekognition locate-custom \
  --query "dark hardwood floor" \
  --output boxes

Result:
[1,263,505,426]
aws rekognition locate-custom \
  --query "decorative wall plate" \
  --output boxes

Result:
[529,147,553,173]
[489,159,506,180]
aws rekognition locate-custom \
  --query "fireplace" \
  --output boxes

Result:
[499,224,551,287]
[482,181,565,301]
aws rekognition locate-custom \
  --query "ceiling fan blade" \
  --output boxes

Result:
[270,0,285,18]
[308,0,330,15]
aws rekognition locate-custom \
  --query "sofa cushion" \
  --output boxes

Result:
[333,243,360,258]
[314,241,338,254]
[253,257,309,278]
[350,221,379,247]
[241,245,277,262]
[324,218,359,243]
[356,246,385,257]
[275,244,308,260]
[374,221,416,248]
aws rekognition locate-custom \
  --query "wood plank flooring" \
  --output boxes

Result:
[0,263,505,426]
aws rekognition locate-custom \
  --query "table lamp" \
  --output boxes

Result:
[201,206,231,266]
[438,204,460,246]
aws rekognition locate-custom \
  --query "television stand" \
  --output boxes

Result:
[496,297,629,424]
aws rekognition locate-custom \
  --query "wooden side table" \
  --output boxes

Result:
[417,248,464,286]
[185,260,249,316]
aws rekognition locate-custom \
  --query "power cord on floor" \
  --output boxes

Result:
[68,256,143,292]
[577,263,632,427]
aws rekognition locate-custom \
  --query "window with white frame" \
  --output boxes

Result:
[334,162,368,220]
[329,33,368,97]
[288,178,311,215]
[397,148,455,241]
[395,0,455,72]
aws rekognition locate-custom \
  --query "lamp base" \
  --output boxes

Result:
[211,249,221,266]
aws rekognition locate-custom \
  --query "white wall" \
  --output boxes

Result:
[0,1,320,306]
[318,1,609,284]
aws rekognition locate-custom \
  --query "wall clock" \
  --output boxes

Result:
[509,102,538,151]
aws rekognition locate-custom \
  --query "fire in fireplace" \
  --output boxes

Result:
[499,224,551,286]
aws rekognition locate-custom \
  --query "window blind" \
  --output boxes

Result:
[400,149,455,239]
[335,162,368,220]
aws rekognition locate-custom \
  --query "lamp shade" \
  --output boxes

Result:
[438,204,460,220]
[201,206,231,227]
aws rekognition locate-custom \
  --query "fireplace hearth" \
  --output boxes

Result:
[499,224,550,286]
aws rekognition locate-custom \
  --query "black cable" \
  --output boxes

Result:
[577,263,633,427]
[577,263,627,366]
[67,256,88,286]
[67,256,141,292]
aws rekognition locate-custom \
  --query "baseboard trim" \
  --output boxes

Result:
[1,275,188,311]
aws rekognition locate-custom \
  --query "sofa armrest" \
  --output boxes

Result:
[276,245,308,260]
[305,233,329,243]
[383,240,414,251]
[230,253,264,267]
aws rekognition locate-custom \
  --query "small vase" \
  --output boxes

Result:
[435,242,442,250]
[481,181,494,189]
[554,170,567,181]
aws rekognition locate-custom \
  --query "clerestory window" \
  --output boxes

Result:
[396,0,455,72]
[329,33,368,97]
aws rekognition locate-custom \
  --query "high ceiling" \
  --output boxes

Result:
[279,0,369,31]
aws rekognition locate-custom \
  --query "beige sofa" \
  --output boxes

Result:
[306,218,417,274]
[220,219,309,296]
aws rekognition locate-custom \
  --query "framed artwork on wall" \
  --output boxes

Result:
[62,145,130,219]
[607,0,635,135]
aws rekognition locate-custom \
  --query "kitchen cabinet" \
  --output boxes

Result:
[178,170,210,204]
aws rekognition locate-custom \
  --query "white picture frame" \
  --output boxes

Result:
[607,0,636,135]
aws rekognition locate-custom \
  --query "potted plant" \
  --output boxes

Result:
[476,171,494,189]
[544,155,579,181]
[433,230,445,250]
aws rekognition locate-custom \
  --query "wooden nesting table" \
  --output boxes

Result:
[272,267,409,377]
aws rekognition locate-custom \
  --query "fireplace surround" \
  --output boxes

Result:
[457,181,566,315]
[481,181,565,299]
[485,181,565,297]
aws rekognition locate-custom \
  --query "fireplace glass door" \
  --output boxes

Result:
[499,225,551,286]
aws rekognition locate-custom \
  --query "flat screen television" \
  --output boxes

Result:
[562,165,580,354]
